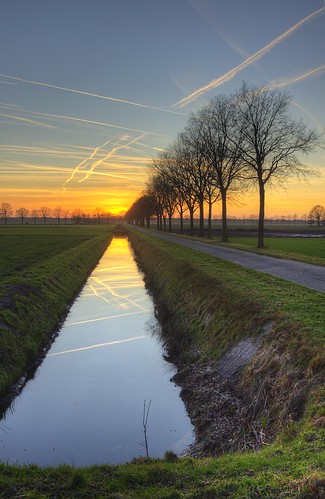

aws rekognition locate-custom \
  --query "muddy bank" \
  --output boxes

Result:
[161,322,274,456]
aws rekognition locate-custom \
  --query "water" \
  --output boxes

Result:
[0,237,193,466]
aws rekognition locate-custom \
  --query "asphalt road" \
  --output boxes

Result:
[134,228,325,293]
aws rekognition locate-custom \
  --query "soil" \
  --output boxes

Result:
[170,330,273,457]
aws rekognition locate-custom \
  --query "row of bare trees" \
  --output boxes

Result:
[0,203,111,225]
[126,83,320,247]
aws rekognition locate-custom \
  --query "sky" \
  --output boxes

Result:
[0,0,324,217]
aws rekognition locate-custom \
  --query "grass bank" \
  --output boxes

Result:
[0,227,323,498]
[0,225,113,405]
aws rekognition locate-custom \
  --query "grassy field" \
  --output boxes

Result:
[0,224,113,402]
[215,236,325,266]
[0,226,324,498]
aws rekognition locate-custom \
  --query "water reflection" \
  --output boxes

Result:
[0,237,193,466]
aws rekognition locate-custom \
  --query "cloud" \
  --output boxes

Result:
[0,72,187,116]
[173,6,325,107]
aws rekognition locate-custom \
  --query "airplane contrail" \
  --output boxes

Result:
[173,6,325,107]
[266,64,325,89]
[0,112,54,128]
[17,108,161,135]
[64,137,113,185]
[0,72,187,116]
[78,133,148,183]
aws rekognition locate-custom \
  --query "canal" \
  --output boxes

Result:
[0,237,193,466]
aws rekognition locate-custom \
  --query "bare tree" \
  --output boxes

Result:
[94,207,103,224]
[235,83,320,248]
[16,207,29,224]
[53,206,62,224]
[124,194,156,227]
[39,206,52,225]
[72,208,82,224]
[172,134,201,236]
[31,209,39,225]
[62,209,70,224]
[179,124,215,237]
[0,202,13,224]
[195,95,245,242]
[308,205,325,226]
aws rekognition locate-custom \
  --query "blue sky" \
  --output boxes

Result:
[0,0,324,215]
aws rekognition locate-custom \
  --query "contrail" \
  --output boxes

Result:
[173,6,325,107]
[78,133,147,183]
[266,64,325,89]
[21,109,162,135]
[0,112,54,128]
[0,72,187,116]
[64,137,113,185]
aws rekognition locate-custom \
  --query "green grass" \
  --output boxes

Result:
[215,236,325,266]
[0,226,324,498]
[0,418,324,497]
[0,225,113,400]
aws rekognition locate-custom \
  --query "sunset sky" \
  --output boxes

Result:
[1,0,324,217]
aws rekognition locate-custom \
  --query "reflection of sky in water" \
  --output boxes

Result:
[0,237,193,466]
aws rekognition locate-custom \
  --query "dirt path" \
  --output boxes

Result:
[134,228,325,293]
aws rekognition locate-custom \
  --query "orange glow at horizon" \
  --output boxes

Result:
[2,152,324,218]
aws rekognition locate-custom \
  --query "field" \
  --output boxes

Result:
[216,236,325,266]
[0,225,113,402]
[0,225,324,498]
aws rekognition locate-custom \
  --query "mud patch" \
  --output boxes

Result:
[172,323,275,456]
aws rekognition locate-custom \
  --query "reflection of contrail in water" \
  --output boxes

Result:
[48,335,146,357]
[91,276,147,311]
[173,6,325,107]
[66,310,148,327]
[89,284,112,305]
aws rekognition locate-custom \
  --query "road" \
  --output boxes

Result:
[133,228,325,293]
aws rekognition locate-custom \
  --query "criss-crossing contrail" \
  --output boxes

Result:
[78,133,147,183]
[0,72,187,116]
[64,137,113,185]
[173,6,325,107]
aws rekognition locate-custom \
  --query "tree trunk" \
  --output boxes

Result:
[258,180,265,248]
[189,208,194,236]
[208,198,212,239]
[199,197,204,237]
[221,189,228,242]
[180,210,183,234]
[163,216,166,232]
[168,215,172,233]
